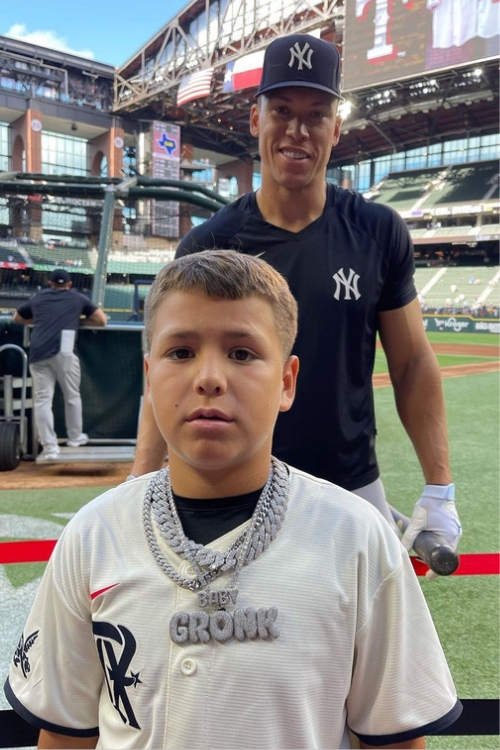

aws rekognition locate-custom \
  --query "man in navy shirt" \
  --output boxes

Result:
[14,268,107,459]
[129,34,461,567]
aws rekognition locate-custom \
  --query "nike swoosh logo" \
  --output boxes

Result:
[91,583,119,600]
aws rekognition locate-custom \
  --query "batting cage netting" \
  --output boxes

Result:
[0,173,228,320]
[0,173,228,445]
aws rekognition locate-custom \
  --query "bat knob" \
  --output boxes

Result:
[427,545,460,576]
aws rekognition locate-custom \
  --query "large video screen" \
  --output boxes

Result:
[343,0,500,92]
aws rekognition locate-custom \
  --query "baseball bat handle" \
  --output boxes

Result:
[389,505,460,576]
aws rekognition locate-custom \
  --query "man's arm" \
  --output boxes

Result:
[378,297,451,486]
[13,311,33,325]
[80,308,108,327]
[38,729,98,749]
[378,298,461,566]
[129,385,168,476]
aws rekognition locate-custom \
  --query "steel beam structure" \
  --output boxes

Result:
[113,1,499,167]
[114,0,344,114]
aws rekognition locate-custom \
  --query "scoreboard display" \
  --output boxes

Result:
[343,0,500,92]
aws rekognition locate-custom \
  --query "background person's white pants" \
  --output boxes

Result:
[30,352,83,448]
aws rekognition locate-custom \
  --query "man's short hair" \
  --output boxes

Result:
[144,249,298,358]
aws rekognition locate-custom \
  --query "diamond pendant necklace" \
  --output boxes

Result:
[142,457,290,644]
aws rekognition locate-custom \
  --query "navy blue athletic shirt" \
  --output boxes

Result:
[176,184,417,491]
[17,288,98,364]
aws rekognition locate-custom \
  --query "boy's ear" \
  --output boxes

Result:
[144,354,152,403]
[279,355,299,413]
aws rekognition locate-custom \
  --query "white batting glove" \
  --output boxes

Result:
[401,484,462,579]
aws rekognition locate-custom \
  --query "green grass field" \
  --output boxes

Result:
[1,331,498,746]
[374,333,499,748]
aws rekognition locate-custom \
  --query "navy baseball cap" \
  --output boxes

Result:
[257,34,342,100]
[50,268,71,285]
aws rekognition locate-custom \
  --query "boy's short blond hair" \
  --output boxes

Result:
[144,249,298,358]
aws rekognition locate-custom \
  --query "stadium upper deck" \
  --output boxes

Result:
[0,1,498,261]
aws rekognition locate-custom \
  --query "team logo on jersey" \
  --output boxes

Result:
[13,630,39,678]
[288,41,314,71]
[332,267,361,301]
[93,621,142,730]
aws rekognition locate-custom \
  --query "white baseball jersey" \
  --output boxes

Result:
[477,0,500,38]
[427,0,477,48]
[5,467,461,748]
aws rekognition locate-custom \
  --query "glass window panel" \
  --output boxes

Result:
[0,122,9,171]
[41,132,87,176]
[356,162,372,193]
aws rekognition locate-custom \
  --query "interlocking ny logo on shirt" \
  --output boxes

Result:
[288,42,314,70]
[332,268,361,301]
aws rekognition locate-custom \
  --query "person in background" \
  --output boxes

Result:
[5,251,462,749]
[13,268,107,460]
[129,33,462,569]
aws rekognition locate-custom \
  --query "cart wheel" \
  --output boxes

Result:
[0,423,21,471]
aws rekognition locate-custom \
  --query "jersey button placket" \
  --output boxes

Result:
[180,658,197,676]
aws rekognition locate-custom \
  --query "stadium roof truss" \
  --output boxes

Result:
[113,0,345,159]
[114,0,343,110]
[114,0,498,166]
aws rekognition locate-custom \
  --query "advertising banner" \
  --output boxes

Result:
[422,314,500,333]
[151,122,181,238]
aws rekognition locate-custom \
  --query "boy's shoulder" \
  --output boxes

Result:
[60,473,155,541]
[286,465,407,585]
[288,464,371,512]
[286,465,402,556]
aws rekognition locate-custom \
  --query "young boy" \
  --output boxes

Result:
[5,250,461,749]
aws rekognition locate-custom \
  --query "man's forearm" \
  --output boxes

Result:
[131,392,168,476]
[13,312,31,325]
[392,351,452,485]
[38,729,98,749]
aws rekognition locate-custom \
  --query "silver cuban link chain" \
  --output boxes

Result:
[142,456,290,597]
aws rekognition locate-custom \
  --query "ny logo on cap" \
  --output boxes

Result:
[288,42,313,71]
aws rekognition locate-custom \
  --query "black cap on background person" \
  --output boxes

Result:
[49,269,71,286]
[257,33,343,100]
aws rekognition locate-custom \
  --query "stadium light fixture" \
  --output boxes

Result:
[339,99,352,120]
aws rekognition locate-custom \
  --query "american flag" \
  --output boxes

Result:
[176,68,215,107]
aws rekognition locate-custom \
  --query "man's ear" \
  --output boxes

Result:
[279,355,299,413]
[249,103,260,137]
[331,115,342,148]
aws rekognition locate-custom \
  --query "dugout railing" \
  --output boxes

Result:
[1,699,498,747]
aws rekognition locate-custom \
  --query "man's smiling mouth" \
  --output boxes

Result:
[281,149,309,160]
